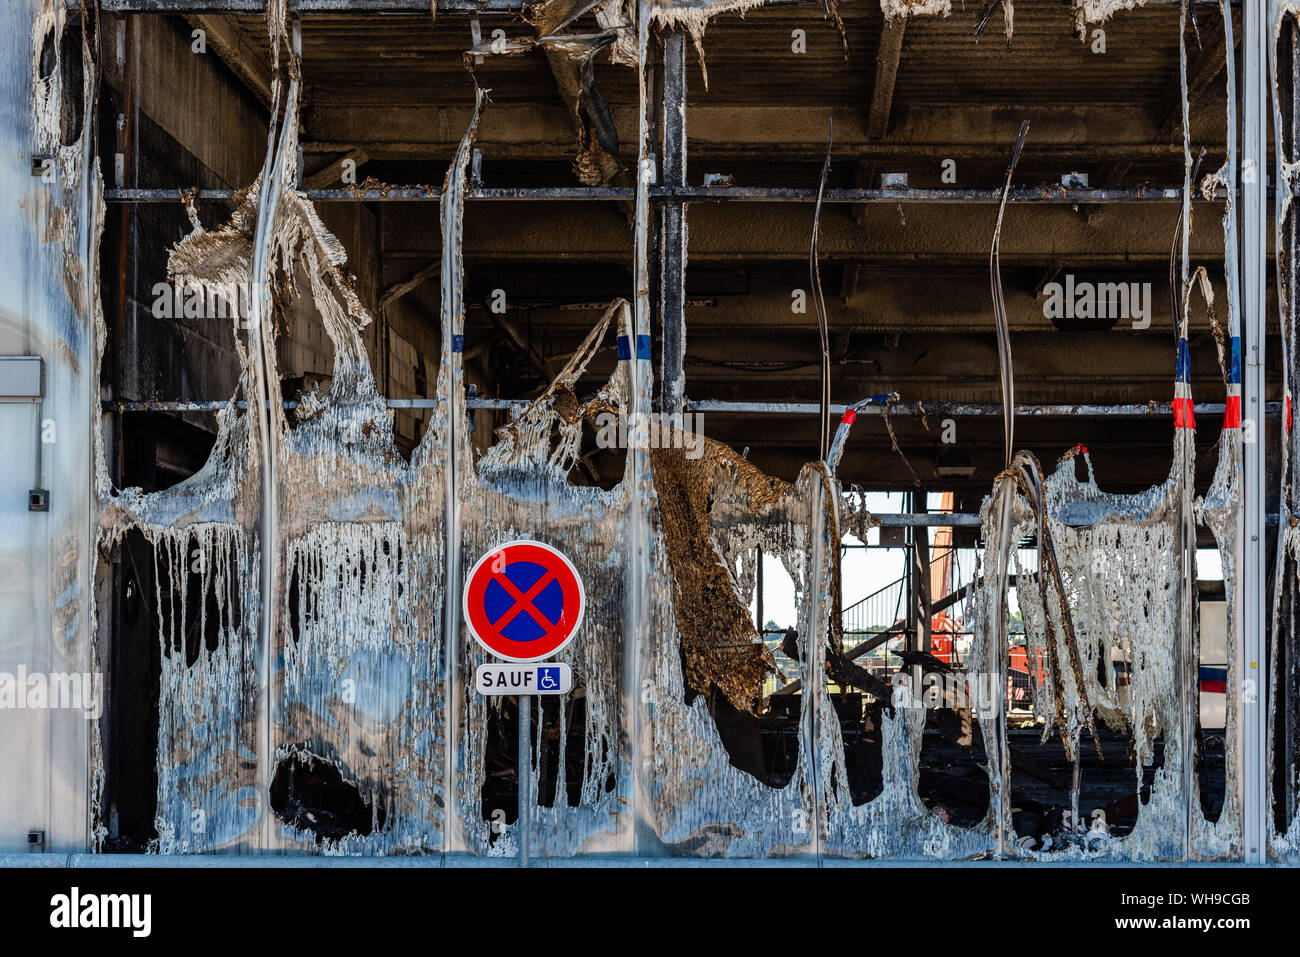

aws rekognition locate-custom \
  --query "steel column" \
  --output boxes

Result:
[658,31,687,418]
[1243,0,1270,864]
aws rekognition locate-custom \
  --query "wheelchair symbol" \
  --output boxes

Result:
[538,666,561,691]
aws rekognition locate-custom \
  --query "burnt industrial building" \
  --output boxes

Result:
[0,0,1298,869]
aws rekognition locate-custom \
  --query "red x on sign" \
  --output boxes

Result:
[463,540,585,662]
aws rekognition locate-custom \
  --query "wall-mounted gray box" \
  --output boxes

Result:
[0,356,42,400]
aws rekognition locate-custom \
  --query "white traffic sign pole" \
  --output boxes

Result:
[518,695,531,867]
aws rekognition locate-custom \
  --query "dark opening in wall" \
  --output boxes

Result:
[756,691,802,789]
[390,408,426,462]
[97,530,161,852]
[157,529,242,667]
[565,417,627,491]
[270,751,387,843]
[1137,733,1167,811]
[39,26,57,80]
[1196,728,1227,824]
[712,688,792,787]
[918,709,990,830]
[118,412,220,494]
[1274,548,1300,835]
[284,532,403,648]
[57,21,83,147]
[1005,722,1151,849]
[41,17,85,147]
[480,697,520,844]
[536,691,614,808]
[480,692,618,827]
[842,697,884,806]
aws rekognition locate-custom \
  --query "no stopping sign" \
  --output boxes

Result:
[463,540,585,662]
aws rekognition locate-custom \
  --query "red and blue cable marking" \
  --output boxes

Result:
[1223,335,1241,430]
[1173,336,1195,430]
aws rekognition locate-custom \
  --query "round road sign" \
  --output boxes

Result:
[463,540,585,662]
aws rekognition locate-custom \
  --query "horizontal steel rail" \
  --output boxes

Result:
[90,0,1235,13]
[687,399,1285,417]
[0,851,1265,869]
[103,185,1258,204]
[101,398,1287,416]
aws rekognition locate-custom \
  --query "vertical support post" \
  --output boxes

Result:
[107,15,135,846]
[378,207,389,397]
[1243,0,1270,864]
[659,31,687,419]
[517,696,531,867]
[913,492,931,655]
[904,495,916,655]
[292,18,302,190]
[803,475,829,861]
[114,13,137,462]
[1286,14,1300,832]
[622,0,656,858]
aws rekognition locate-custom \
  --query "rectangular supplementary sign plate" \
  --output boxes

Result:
[0,357,42,400]
[475,662,572,696]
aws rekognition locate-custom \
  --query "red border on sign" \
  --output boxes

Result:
[463,540,585,662]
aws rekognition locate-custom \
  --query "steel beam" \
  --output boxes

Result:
[102,398,1286,416]
[96,0,528,11]
[103,185,1252,204]
[89,0,1236,11]
[866,19,905,140]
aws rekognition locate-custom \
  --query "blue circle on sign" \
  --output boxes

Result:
[482,560,565,643]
